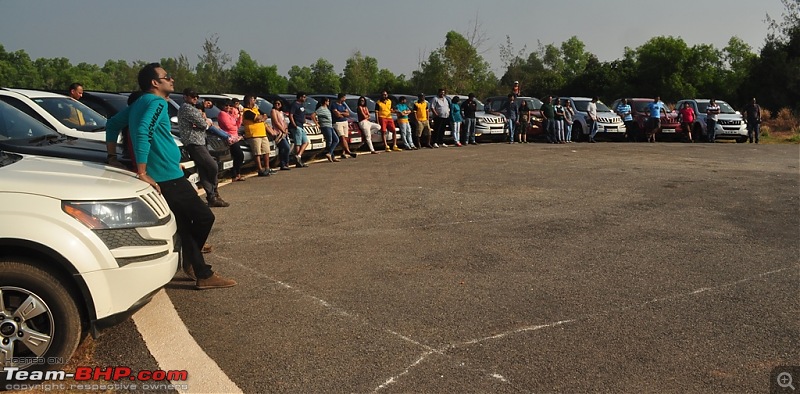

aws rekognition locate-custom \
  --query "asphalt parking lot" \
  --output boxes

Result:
[90,142,798,393]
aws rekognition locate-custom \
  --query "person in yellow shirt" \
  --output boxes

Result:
[66,82,86,126]
[376,90,400,151]
[242,95,276,177]
[414,93,432,148]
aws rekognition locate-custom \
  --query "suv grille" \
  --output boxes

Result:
[718,119,741,126]
[304,123,322,135]
[140,190,170,218]
[94,228,168,249]
[480,116,504,124]
[598,116,621,123]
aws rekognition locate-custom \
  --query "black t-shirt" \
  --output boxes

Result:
[463,99,477,118]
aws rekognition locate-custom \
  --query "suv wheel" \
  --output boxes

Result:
[0,259,82,370]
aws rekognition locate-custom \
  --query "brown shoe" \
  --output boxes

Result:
[201,243,213,253]
[196,273,237,290]
[184,264,196,281]
[208,198,230,208]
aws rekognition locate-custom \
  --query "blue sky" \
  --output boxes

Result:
[0,0,787,78]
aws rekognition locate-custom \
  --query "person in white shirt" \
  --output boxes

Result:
[587,96,599,143]
[706,98,721,143]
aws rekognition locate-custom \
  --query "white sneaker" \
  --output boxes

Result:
[433,143,439,148]
[441,143,448,147]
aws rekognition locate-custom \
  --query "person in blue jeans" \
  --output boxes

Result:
[588,96,599,143]
[462,93,478,144]
[501,93,519,143]
[312,97,339,162]
[706,98,720,143]
[450,96,463,146]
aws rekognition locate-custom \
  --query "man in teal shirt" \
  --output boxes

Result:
[105,62,236,290]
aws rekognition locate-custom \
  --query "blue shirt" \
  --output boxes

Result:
[647,101,666,118]
[106,93,183,183]
[450,103,462,122]
[330,101,349,122]
[616,104,633,121]
[395,103,410,121]
[502,99,518,120]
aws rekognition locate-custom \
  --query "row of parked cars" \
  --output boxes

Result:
[485,96,750,143]
[0,88,753,188]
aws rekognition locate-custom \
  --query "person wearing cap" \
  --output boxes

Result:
[178,88,229,207]
[414,93,432,148]
[512,81,521,97]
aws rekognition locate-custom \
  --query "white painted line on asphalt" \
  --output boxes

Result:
[373,351,434,393]
[132,290,243,394]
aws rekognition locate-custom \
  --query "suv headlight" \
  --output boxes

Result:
[63,199,159,229]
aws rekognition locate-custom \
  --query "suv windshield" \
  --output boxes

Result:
[697,101,736,114]
[573,99,611,112]
[0,100,61,140]
[33,98,107,132]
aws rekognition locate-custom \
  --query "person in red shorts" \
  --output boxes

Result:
[376,90,400,151]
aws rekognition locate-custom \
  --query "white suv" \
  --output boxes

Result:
[0,88,109,141]
[675,99,748,142]
[0,152,179,370]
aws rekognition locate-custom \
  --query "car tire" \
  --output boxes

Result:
[0,258,83,370]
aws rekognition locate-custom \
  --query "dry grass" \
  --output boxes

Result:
[759,108,800,144]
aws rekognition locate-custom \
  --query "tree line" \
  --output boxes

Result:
[0,0,796,113]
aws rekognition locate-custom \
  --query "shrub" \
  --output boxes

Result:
[773,108,799,132]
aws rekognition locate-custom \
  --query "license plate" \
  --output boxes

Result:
[723,130,741,134]
[312,143,326,149]
[351,137,362,143]
[491,129,505,134]
[661,128,676,133]
[222,161,233,170]
[605,127,619,132]
[187,173,200,184]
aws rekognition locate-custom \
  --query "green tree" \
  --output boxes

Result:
[741,0,800,112]
[35,57,74,90]
[560,36,590,81]
[721,37,756,101]
[309,58,340,93]
[287,65,312,93]
[229,50,287,94]
[100,60,140,91]
[341,51,379,94]
[161,55,196,92]
[0,46,42,88]
[195,34,231,93]
[411,31,496,97]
